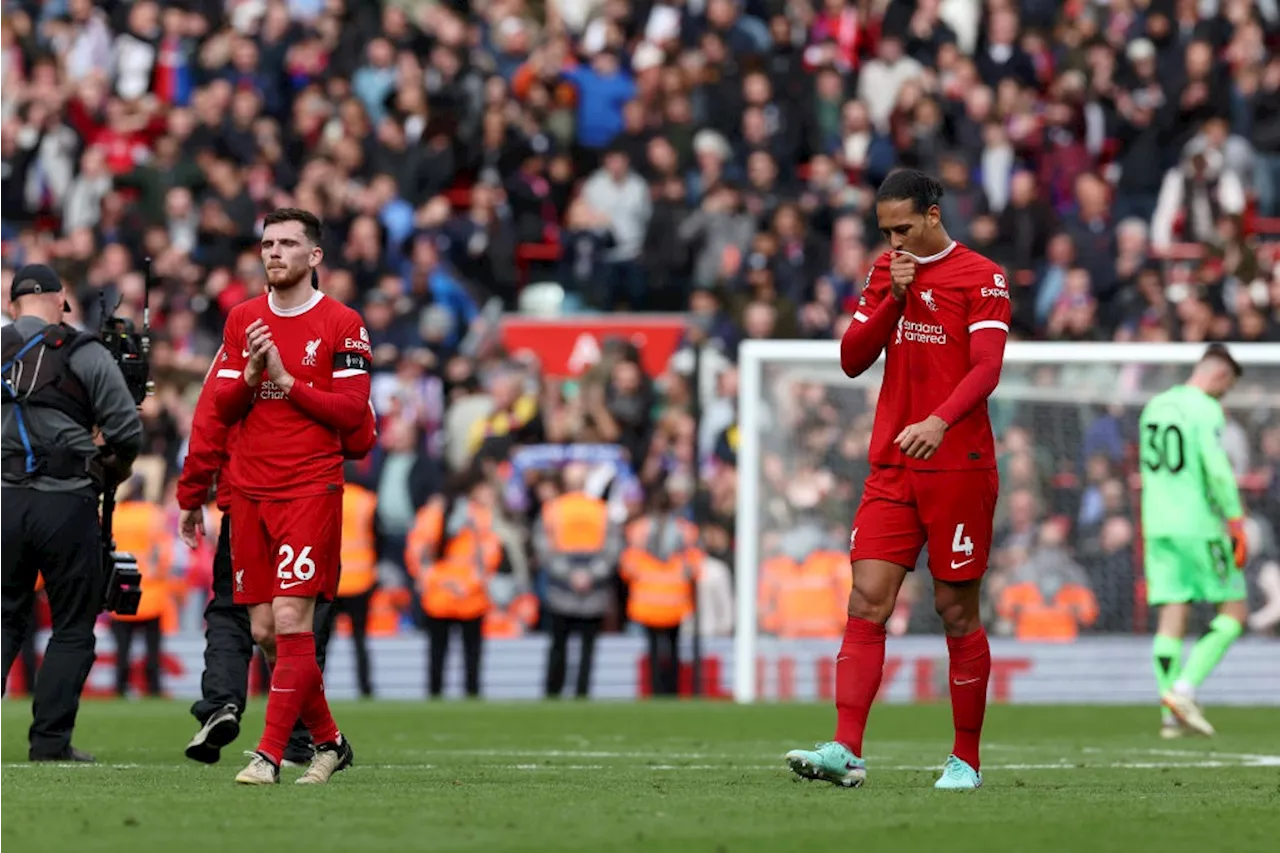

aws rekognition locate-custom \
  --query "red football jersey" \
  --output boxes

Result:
[855,242,1010,470]
[213,290,372,500]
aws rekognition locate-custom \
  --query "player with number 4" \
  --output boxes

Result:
[213,208,372,786]
[785,169,1011,791]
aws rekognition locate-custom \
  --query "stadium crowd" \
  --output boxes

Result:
[3,0,1280,694]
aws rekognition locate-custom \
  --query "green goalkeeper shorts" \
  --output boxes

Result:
[1144,536,1247,605]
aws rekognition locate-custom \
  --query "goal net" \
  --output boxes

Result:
[732,341,1280,703]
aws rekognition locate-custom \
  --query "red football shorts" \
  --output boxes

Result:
[230,490,342,605]
[849,466,998,581]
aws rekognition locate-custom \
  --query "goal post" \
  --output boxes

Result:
[733,341,1280,704]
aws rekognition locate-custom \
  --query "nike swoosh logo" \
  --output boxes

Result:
[953,678,980,686]
[279,580,306,589]
[951,559,974,569]
[241,349,251,358]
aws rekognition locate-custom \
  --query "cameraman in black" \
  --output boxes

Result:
[1,264,143,762]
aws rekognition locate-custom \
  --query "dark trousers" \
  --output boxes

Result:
[112,617,162,696]
[322,589,374,697]
[189,512,335,748]
[426,616,483,697]
[545,614,602,698]
[1,487,104,757]
[17,620,37,693]
[646,626,681,696]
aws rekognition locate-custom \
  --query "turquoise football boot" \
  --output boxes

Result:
[784,742,867,788]
[934,755,982,790]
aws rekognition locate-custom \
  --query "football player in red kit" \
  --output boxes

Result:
[785,169,1010,790]
[213,208,372,785]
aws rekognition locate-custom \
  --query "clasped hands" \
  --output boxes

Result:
[242,319,294,393]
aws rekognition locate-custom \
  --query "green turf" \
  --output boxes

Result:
[3,700,1279,853]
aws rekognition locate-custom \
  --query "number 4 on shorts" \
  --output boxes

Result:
[952,524,975,558]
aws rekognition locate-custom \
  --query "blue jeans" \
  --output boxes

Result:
[1255,155,1280,218]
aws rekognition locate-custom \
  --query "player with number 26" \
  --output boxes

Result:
[213,208,372,786]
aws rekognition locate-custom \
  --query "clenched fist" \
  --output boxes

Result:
[890,252,919,300]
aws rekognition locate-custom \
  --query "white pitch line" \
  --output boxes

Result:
[5,759,1278,772]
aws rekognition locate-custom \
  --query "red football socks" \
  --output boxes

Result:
[289,631,340,746]
[256,631,339,764]
[256,631,310,764]
[833,617,887,756]
[946,627,991,771]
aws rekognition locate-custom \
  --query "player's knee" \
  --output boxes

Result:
[1156,603,1190,636]
[272,599,311,635]
[251,621,276,655]
[934,595,981,636]
[847,584,894,625]
[1219,599,1248,625]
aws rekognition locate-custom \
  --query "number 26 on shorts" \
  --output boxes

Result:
[277,543,316,590]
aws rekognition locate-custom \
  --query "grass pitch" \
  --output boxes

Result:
[2,700,1279,853]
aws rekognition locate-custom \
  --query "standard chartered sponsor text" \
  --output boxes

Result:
[901,319,948,344]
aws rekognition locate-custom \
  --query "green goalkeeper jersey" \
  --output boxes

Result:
[1138,384,1243,539]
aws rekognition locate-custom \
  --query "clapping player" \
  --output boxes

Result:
[213,208,372,785]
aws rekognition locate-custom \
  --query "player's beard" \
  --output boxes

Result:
[265,264,308,293]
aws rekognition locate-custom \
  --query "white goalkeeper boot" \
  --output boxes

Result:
[1162,689,1215,737]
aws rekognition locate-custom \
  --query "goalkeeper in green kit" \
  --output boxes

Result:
[1139,344,1249,739]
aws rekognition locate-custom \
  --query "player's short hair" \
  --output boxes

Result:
[1202,342,1243,378]
[876,169,946,214]
[263,207,323,245]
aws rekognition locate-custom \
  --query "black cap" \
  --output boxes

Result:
[11,264,70,311]
[1203,342,1242,378]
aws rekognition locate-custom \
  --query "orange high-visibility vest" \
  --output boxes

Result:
[367,587,409,637]
[338,484,378,598]
[998,581,1099,642]
[112,501,176,628]
[541,492,609,553]
[757,550,848,638]
[619,516,702,629]
[484,592,540,638]
[406,500,503,621]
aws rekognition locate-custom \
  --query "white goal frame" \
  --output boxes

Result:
[733,340,1280,703]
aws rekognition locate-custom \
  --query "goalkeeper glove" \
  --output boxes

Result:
[1227,517,1248,568]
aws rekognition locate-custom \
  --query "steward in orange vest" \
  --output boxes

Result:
[757,548,849,639]
[620,499,703,697]
[111,499,175,697]
[325,483,378,697]
[534,462,621,698]
[405,470,508,697]
[483,574,540,639]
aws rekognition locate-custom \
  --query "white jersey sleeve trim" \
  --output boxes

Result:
[332,368,368,379]
[216,369,241,379]
[968,320,1009,334]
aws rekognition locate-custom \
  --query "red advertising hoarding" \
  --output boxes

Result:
[499,315,689,378]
